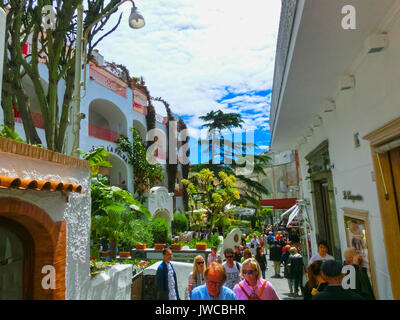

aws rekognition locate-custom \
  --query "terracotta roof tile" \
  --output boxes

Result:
[0,176,83,193]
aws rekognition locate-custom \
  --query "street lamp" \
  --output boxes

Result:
[70,0,145,158]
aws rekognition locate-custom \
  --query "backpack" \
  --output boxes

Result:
[235,262,241,272]
[238,280,267,300]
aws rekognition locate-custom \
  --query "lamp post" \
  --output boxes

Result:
[70,0,145,158]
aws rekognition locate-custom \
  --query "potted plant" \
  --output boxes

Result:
[118,246,130,258]
[171,243,183,251]
[101,250,110,257]
[196,242,207,250]
[154,243,166,250]
[135,243,147,250]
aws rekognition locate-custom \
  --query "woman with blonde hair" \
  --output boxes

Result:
[233,258,279,300]
[187,255,206,299]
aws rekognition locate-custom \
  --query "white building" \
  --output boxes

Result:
[270,0,400,299]
[2,48,185,215]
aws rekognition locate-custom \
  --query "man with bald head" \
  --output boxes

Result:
[191,262,236,300]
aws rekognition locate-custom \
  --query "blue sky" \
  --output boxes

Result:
[96,0,281,157]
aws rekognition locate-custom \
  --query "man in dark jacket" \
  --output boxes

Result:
[270,240,283,278]
[312,260,364,300]
[156,248,180,300]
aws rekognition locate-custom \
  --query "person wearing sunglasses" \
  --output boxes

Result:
[187,255,206,298]
[222,248,242,290]
[234,258,280,300]
[191,262,236,300]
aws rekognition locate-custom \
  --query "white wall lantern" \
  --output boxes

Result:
[324,99,336,112]
[340,75,355,90]
[365,33,388,53]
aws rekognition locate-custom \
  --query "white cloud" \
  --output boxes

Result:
[95,0,281,133]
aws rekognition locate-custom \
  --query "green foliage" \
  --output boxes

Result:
[209,233,222,247]
[171,213,189,234]
[117,128,163,200]
[0,125,25,143]
[90,246,100,260]
[182,169,240,233]
[215,215,231,230]
[90,174,152,257]
[186,235,221,249]
[223,225,240,238]
[199,110,244,133]
[151,218,170,244]
[82,147,111,177]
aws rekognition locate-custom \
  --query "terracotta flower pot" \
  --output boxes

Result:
[119,252,131,258]
[154,243,166,250]
[135,244,147,250]
[171,244,182,251]
[196,243,207,250]
[101,250,110,257]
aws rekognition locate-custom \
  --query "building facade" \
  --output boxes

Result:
[270,0,400,299]
[2,48,185,215]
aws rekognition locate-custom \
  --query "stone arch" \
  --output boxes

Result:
[89,99,128,140]
[107,154,128,190]
[133,119,147,143]
[153,208,171,223]
[0,197,66,300]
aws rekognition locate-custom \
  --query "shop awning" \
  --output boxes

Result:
[260,198,298,209]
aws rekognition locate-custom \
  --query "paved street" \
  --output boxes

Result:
[264,252,304,301]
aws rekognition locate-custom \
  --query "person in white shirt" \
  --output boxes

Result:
[222,248,242,290]
[309,240,335,265]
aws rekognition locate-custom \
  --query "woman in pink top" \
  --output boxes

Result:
[234,258,280,300]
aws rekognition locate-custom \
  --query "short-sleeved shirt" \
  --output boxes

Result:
[309,253,335,264]
[222,261,242,290]
[207,253,222,265]
[191,284,236,300]
[188,272,205,290]
[167,263,177,300]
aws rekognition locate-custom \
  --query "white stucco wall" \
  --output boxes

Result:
[0,151,91,300]
[83,264,132,300]
[294,15,400,300]
[144,260,192,300]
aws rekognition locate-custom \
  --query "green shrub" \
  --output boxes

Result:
[223,225,240,238]
[90,246,100,259]
[171,213,189,234]
[151,218,170,244]
[216,216,231,230]
[209,233,221,247]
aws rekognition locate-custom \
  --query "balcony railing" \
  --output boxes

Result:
[133,102,148,115]
[89,63,127,98]
[14,107,45,129]
[89,123,120,142]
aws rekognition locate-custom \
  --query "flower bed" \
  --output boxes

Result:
[90,258,157,278]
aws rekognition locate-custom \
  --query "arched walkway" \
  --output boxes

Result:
[89,99,128,142]
[108,154,129,190]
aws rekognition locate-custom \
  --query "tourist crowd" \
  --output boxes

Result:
[155,228,375,301]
